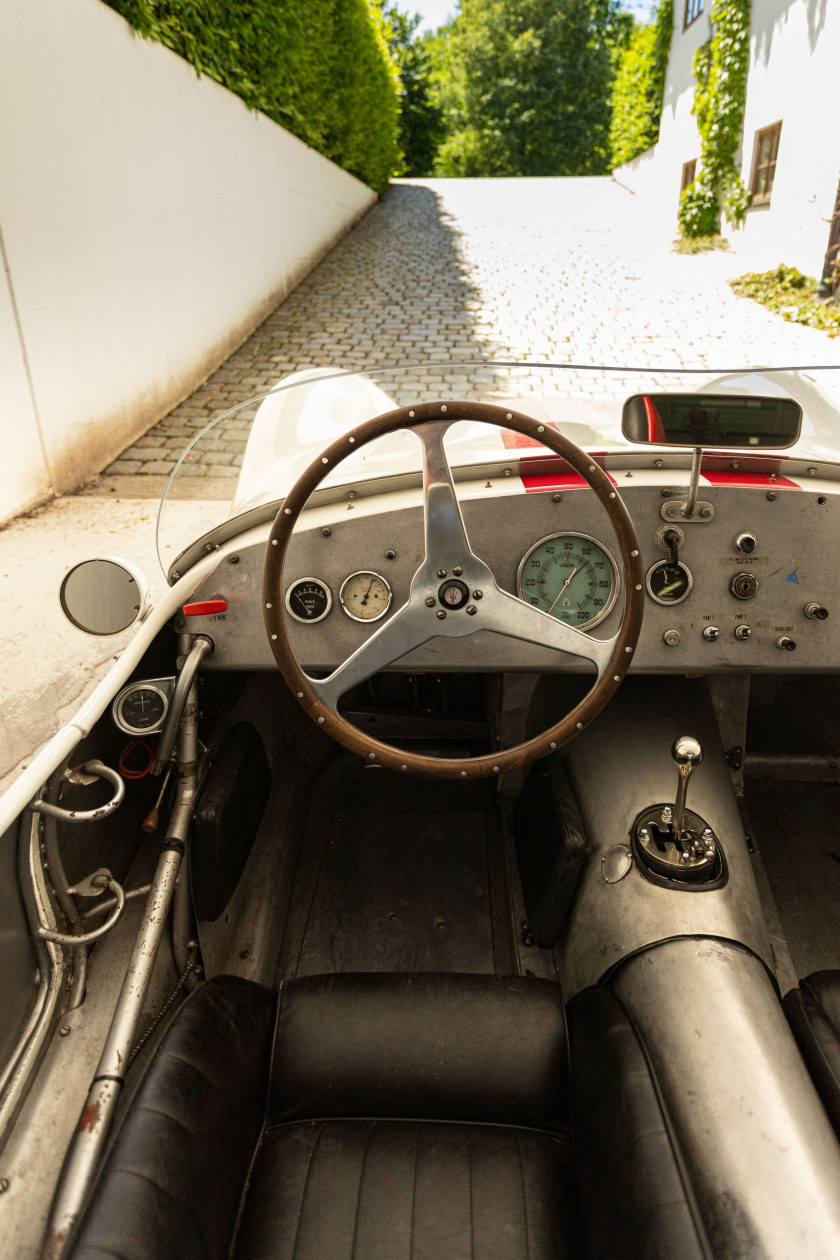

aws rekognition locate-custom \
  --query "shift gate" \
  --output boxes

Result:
[632,736,724,887]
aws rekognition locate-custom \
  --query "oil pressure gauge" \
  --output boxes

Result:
[340,571,392,622]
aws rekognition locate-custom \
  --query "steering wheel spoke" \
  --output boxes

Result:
[311,601,431,709]
[416,420,476,568]
[482,587,615,674]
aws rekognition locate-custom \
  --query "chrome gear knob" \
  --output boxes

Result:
[672,735,703,769]
[671,736,703,836]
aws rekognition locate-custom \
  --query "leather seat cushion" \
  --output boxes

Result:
[784,971,840,1135]
[234,1118,579,1260]
[270,971,569,1131]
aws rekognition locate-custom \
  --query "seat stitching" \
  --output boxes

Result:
[350,1121,374,1260]
[514,1130,531,1260]
[291,1122,326,1260]
[409,1123,419,1260]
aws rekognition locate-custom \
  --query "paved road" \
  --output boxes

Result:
[94,176,836,495]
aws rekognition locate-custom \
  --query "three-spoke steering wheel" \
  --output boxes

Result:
[263,401,644,779]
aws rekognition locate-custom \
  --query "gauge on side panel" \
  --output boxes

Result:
[285,578,332,624]
[112,680,173,736]
[645,559,693,606]
[517,532,619,631]
[340,571,393,622]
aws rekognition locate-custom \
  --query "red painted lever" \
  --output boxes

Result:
[183,599,227,616]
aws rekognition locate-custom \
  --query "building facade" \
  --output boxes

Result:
[614,0,840,279]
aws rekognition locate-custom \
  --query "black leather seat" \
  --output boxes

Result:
[784,970,840,1136]
[70,972,580,1260]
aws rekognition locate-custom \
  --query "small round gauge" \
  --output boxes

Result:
[646,560,693,606]
[517,532,619,629]
[285,578,332,623]
[340,571,393,622]
[113,684,168,735]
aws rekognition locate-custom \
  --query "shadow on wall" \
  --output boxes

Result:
[753,0,829,63]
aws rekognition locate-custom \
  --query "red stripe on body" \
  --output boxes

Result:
[702,471,801,489]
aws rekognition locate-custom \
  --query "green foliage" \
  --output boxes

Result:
[430,0,620,178]
[677,177,718,237]
[730,266,840,336]
[681,0,751,236]
[102,1,400,192]
[609,0,673,168]
[672,233,731,254]
[381,7,444,177]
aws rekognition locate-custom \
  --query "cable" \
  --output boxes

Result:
[127,943,199,1069]
[119,740,156,780]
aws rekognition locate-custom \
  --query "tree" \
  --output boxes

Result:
[430,0,620,178]
[381,6,445,176]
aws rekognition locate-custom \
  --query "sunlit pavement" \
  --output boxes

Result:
[89,175,838,496]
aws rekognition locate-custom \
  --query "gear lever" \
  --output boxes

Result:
[632,734,720,886]
[671,736,703,837]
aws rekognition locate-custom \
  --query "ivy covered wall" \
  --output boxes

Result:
[102,0,400,192]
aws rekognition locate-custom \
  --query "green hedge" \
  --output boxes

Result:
[102,1,400,192]
[609,0,672,169]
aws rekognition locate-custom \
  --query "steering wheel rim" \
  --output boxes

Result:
[263,400,644,779]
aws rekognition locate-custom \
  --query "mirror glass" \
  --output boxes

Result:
[622,393,802,449]
[60,558,148,635]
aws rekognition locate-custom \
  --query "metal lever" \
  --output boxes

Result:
[671,736,703,837]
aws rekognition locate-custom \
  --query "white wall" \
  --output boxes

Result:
[728,0,840,273]
[0,0,376,523]
[614,0,840,275]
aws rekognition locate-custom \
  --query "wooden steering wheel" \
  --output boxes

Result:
[263,401,644,779]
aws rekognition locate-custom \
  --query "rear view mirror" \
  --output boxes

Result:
[59,558,150,635]
[622,394,802,449]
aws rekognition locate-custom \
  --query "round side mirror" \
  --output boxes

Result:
[59,558,150,636]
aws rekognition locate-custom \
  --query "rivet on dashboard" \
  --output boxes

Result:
[425,597,436,607]
[466,605,477,615]
[322,527,331,537]
[385,550,395,559]
[808,467,817,475]
[655,460,665,469]
[437,569,447,578]
[473,590,483,599]
[767,491,777,501]
[552,493,562,502]
[504,468,512,477]
[731,461,740,470]
[661,487,670,497]
[453,566,463,575]
[701,506,712,518]
[436,610,447,620]
[228,555,240,564]
[347,490,356,499]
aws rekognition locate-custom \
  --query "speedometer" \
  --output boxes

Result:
[517,533,619,630]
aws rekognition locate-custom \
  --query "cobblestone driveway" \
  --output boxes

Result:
[100,176,836,493]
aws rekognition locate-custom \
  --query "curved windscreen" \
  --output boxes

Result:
[156,360,840,578]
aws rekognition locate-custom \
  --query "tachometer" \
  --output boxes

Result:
[285,578,332,623]
[517,533,619,629]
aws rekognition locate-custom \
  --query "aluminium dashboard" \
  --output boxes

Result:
[182,468,838,674]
